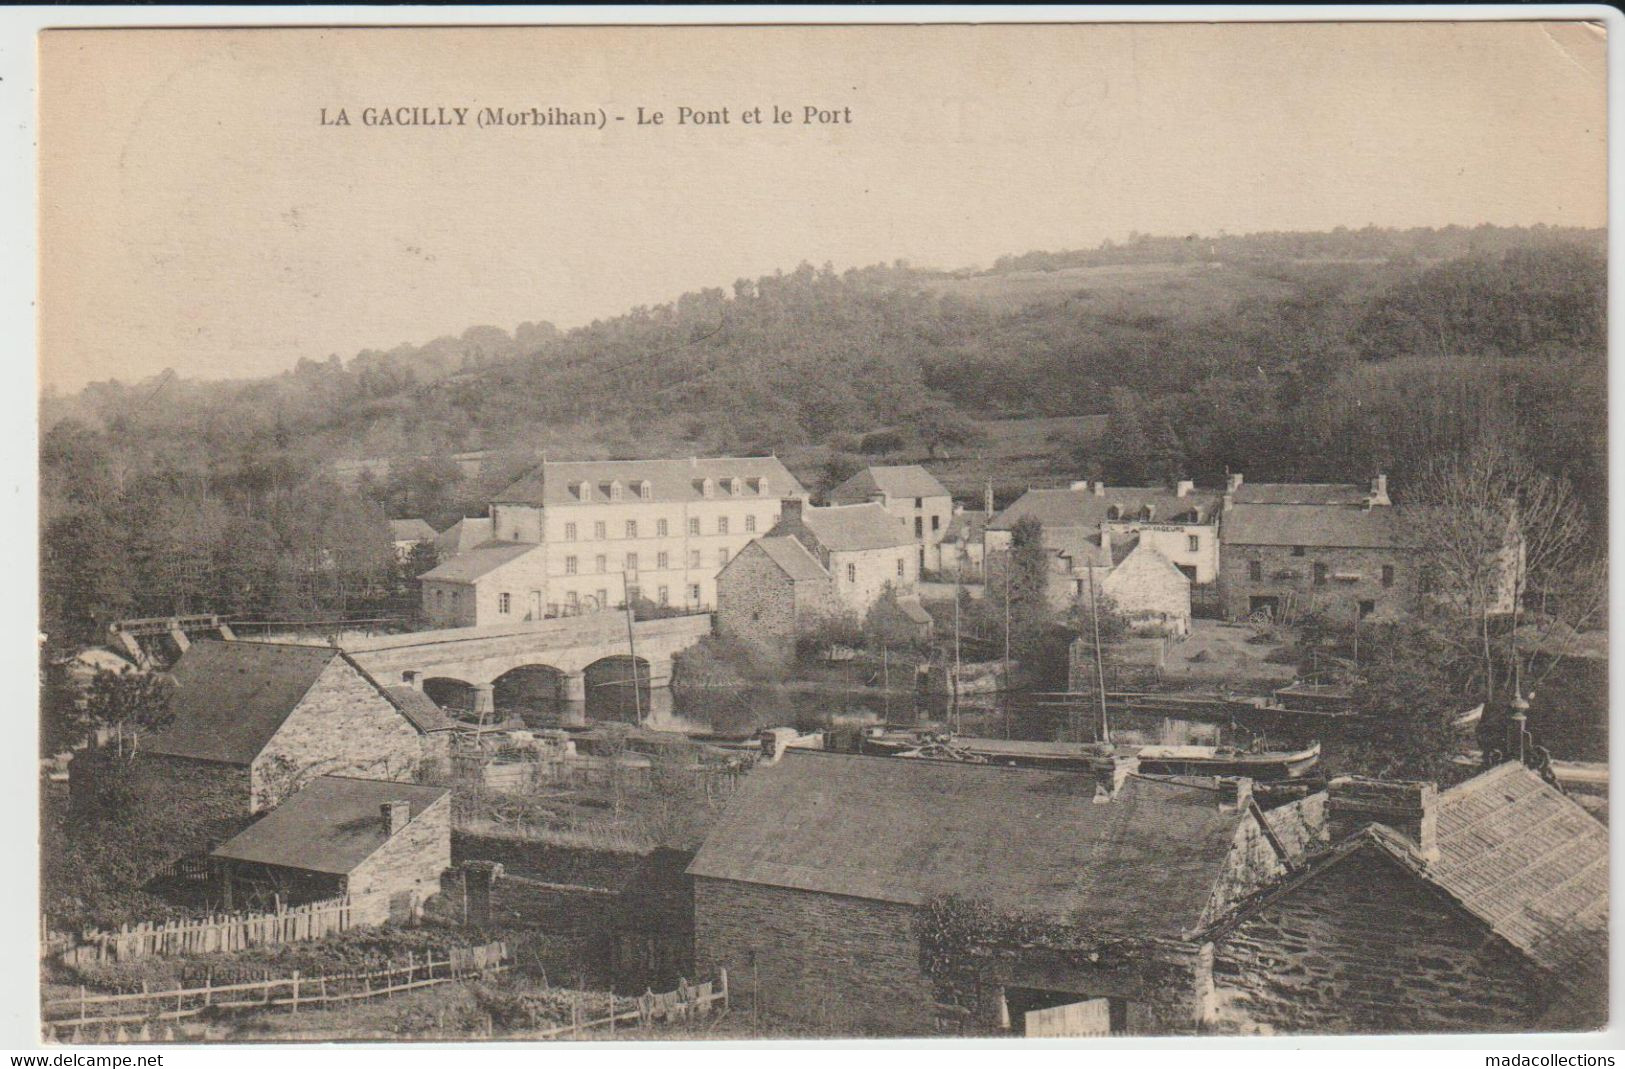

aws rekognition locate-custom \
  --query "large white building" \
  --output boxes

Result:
[829,464,955,572]
[422,457,808,626]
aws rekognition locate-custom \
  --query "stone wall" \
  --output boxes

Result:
[716,543,801,641]
[422,578,478,628]
[1103,546,1192,636]
[346,792,452,925]
[1219,543,1418,622]
[1201,809,1290,927]
[693,876,935,1037]
[829,546,917,616]
[252,658,425,810]
[1211,843,1544,1034]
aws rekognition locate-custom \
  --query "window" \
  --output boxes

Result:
[688,583,702,603]
[717,548,729,567]
[1248,560,1262,581]
[1291,545,1306,557]
[658,585,670,605]
[846,563,857,583]
[657,551,669,569]
[565,555,578,575]
[626,552,639,572]
[564,522,577,541]
[1106,506,1121,521]
[1382,564,1395,588]
[1187,534,1200,553]
[745,515,756,533]
[1359,599,1376,617]
[932,515,941,532]
[701,478,715,498]
[657,518,669,537]
[597,588,608,608]
[574,481,590,501]
[727,477,742,496]
[915,517,924,538]
[626,520,638,539]
[688,517,701,536]
[1313,562,1328,587]
[498,592,511,615]
[759,478,770,496]
[596,555,608,573]
[609,480,623,502]
[566,591,579,612]
[594,521,607,540]
[638,481,652,501]
[897,559,905,578]
[914,497,923,509]
[434,589,444,606]
[689,549,702,568]
[718,516,730,535]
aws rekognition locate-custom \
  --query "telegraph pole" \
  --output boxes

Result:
[1088,563,1109,744]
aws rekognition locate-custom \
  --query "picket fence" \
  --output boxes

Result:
[51,896,356,965]
[43,941,509,1041]
[508,970,730,1040]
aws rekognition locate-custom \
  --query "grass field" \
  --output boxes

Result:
[918,260,1298,321]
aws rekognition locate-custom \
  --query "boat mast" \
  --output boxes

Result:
[621,570,642,723]
[1088,561,1109,744]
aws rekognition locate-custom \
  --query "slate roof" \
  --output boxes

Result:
[383,687,456,733]
[1429,762,1609,987]
[749,535,830,582]
[688,751,1260,936]
[419,541,538,584]
[493,457,806,507]
[143,641,345,765]
[389,518,438,543]
[830,465,950,504]
[1221,503,1412,549]
[210,776,449,875]
[990,487,1219,531]
[943,510,988,543]
[434,517,493,558]
[800,503,913,553]
[1231,483,1371,506]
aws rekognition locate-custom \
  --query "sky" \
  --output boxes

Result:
[38,20,1609,392]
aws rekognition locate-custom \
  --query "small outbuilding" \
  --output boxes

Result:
[210,775,451,925]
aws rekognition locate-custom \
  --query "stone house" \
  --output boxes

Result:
[768,499,919,612]
[389,518,438,563]
[479,456,808,615]
[714,535,843,643]
[938,507,989,579]
[1102,541,1192,637]
[210,776,451,925]
[829,465,954,572]
[1209,763,1609,1033]
[688,750,1290,1037]
[988,481,1222,589]
[419,541,549,627]
[135,640,442,835]
[1217,474,1416,622]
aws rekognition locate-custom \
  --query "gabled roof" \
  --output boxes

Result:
[420,541,538,584]
[990,487,1219,531]
[383,687,456,733]
[744,535,830,582]
[210,776,449,875]
[493,457,806,506]
[143,641,344,765]
[688,752,1261,936]
[1231,483,1371,506]
[1430,762,1608,987]
[830,465,950,504]
[434,516,493,558]
[943,510,988,543]
[389,518,438,543]
[1221,503,1411,549]
[799,503,913,553]
[1105,542,1189,589]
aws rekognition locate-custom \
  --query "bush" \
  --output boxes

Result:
[858,429,906,455]
[671,635,788,688]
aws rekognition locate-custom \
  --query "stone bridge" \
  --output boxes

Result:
[343,612,712,713]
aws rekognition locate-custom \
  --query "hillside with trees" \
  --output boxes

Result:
[40,223,1607,648]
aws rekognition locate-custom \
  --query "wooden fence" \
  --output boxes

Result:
[509,970,729,1040]
[50,896,356,965]
[43,941,509,1041]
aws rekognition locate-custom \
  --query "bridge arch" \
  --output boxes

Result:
[583,655,652,722]
[492,663,570,710]
[423,676,479,715]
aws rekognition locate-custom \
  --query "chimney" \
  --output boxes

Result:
[1222,491,1234,513]
[1176,479,1194,498]
[381,800,411,837]
[1369,473,1390,507]
[868,491,887,505]
[1069,480,1091,492]
[1227,473,1244,492]
[1216,776,1253,812]
[1093,481,1106,497]
[779,497,804,528]
[402,670,423,691]
[1090,753,1139,802]
[1326,777,1438,861]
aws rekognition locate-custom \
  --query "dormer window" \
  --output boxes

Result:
[1140,505,1155,521]
[638,480,652,501]
[701,478,715,499]
[1106,505,1121,521]
[727,476,742,496]
[609,480,624,502]
[575,481,591,501]
[757,477,769,496]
